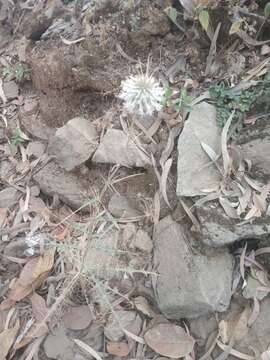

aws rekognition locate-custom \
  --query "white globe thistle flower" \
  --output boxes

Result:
[119,72,165,117]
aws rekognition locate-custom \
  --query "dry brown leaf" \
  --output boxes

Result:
[33,248,55,279]
[63,305,93,330]
[107,341,131,357]
[5,248,55,304]
[134,296,155,318]
[144,323,195,359]
[0,319,20,360]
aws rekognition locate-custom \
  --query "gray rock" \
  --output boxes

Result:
[237,119,270,177]
[85,228,121,279]
[189,314,218,346]
[44,326,74,360]
[104,310,142,342]
[108,194,141,219]
[177,102,221,197]
[92,129,151,168]
[33,161,90,210]
[3,81,19,100]
[0,187,20,209]
[48,117,98,171]
[242,276,269,301]
[132,229,153,253]
[152,216,234,319]
[197,202,270,247]
[26,141,46,158]
[235,298,270,354]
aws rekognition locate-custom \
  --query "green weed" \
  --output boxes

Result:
[163,87,194,113]
[3,63,30,83]
[209,72,270,128]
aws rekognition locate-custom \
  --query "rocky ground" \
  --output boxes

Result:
[0,0,270,359]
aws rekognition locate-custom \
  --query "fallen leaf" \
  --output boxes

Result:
[60,36,85,45]
[134,296,155,318]
[221,112,234,177]
[74,338,103,360]
[4,248,55,304]
[107,341,131,357]
[219,197,239,219]
[160,158,172,208]
[0,319,20,360]
[248,297,260,327]
[216,339,254,360]
[144,323,195,359]
[63,305,93,330]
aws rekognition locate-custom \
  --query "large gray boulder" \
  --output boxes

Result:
[177,102,221,197]
[197,202,270,247]
[152,216,234,319]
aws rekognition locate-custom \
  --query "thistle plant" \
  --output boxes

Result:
[119,67,165,117]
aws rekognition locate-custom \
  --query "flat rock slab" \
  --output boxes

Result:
[48,117,98,171]
[33,161,90,210]
[153,216,233,319]
[93,129,151,168]
[197,202,270,247]
[177,102,221,197]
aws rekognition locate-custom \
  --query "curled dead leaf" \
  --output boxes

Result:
[107,341,131,357]
[144,323,195,359]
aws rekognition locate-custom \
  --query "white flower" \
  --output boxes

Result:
[119,72,165,117]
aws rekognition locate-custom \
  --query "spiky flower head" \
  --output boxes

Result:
[119,71,165,117]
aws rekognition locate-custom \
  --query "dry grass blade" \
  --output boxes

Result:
[216,340,255,360]
[240,243,247,288]
[255,247,270,256]
[180,199,201,232]
[219,197,239,219]
[160,126,182,167]
[160,158,172,208]
[248,297,260,327]
[60,36,85,45]
[74,339,103,360]
[123,329,145,344]
[153,191,160,225]
[0,78,7,104]
[221,111,234,177]
[200,141,219,162]
[205,22,221,75]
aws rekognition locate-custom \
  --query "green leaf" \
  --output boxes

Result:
[229,20,243,35]
[169,7,177,24]
[264,2,270,18]
[199,10,209,32]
